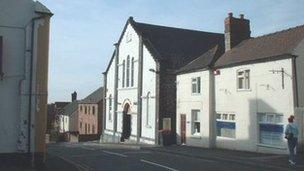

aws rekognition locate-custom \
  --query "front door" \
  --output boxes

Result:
[180,114,186,144]
[122,104,131,141]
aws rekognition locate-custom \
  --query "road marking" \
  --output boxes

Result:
[123,151,152,154]
[140,159,179,171]
[102,150,127,158]
[58,156,90,171]
[154,151,217,163]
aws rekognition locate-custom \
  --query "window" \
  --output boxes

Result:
[216,113,236,138]
[258,113,284,147]
[191,77,201,94]
[131,57,134,87]
[126,56,130,87]
[85,106,87,114]
[80,122,82,129]
[237,69,250,90]
[126,32,132,42]
[191,110,201,136]
[92,106,95,115]
[85,123,87,134]
[92,125,95,134]
[108,95,112,121]
[88,124,91,134]
[88,106,91,115]
[122,60,125,87]
[80,106,82,111]
[145,92,151,126]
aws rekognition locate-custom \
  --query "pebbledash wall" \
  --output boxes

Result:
[176,58,304,154]
[104,22,156,144]
[0,0,52,165]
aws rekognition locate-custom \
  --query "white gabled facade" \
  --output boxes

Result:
[103,20,157,144]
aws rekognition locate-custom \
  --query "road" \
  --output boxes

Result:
[46,143,289,171]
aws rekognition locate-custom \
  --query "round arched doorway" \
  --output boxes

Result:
[121,103,131,142]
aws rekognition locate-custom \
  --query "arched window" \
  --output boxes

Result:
[146,92,151,126]
[131,57,134,87]
[122,60,125,88]
[126,56,130,87]
[109,95,112,121]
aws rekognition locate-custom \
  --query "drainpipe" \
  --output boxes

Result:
[137,35,143,144]
[101,72,107,142]
[27,15,45,160]
[113,43,119,142]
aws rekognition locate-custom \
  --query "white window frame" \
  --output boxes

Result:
[191,77,201,94]
[237,69,250,90]
[122,60,125,88]
[191,110,201,136]
[216,113,236,139]
[131,57,134,87]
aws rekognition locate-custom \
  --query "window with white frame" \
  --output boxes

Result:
[237,69,250,90]
[122,60,125,88]
[131,57,134,87]
[216,113,236,138]
[258,113,284,147]
[191,110,201,136]
[126,56,130,87]
[191,77,201,94]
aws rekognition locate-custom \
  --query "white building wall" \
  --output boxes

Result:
[176,70,212,147]
[59,115,69,133]
[215,58,294,154]
[117,23,139,136]
[141,45,156,141]
[105,56,116,131]
[0,0,41,153]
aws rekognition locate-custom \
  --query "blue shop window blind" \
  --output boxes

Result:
[217,121,236,138]
[259,124,284,147]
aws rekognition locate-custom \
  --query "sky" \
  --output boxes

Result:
[40,0,304,103]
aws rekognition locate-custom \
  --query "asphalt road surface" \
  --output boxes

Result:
[46,143,294,171]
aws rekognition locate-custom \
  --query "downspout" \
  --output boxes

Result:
[137,35,143,144]
[28,15,44,156]
[101,72,107,142]
[113,43,119,141]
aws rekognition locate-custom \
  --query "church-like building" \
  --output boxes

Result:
[101,17,224,144]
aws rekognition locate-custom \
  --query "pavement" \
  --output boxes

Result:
[2,142,303,171]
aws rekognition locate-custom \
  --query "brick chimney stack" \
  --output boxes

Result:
[71,91,77,102]
[224,12,251,51]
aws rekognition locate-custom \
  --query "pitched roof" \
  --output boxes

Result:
[131,20,224,66]
[60,101,78,116]
[80,87,103,104]
[35,1,53,16]
[103,17,224,73]
[177,45,224,74]
[215,24,304,68]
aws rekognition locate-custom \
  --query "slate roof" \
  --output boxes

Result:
[35,1,53,16]
[80,87,103,104]
[177,45,224,74]
[60,101,79,116]
[215,24,304,68]
[105,17,224,73]
[132,20,224,65]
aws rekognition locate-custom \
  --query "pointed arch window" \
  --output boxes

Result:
[146,92,151,126]
[122,60,125,87]
[131,57,134,87]
[126,56,130,87]
[108,95,112,121]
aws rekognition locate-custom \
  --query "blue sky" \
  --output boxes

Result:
[40,0,304,103]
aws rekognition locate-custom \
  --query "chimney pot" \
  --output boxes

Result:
[228,12,233,17]
[240,14,244,19]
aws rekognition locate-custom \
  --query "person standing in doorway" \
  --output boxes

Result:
[285,115,299,165]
